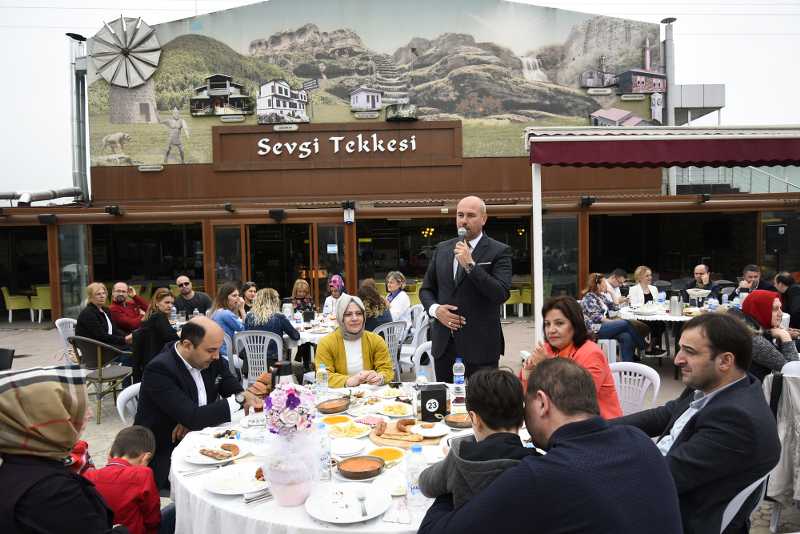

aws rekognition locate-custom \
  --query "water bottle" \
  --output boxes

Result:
[406,444,427,509]
[707,297,719,311]
[293,311,302,326]
[170,305,177,326]
[317,422,331,481]
[721,292,729,306]
[657,292,666,305]
[732,296,742,310]
[316,364,329,396]
[192,308,200,318]
[451,357,466,414]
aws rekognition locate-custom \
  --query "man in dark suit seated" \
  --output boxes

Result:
[613,313,780,534]
[734,263,777,298]
[419,358,682,534]
[134,316,258,489]
[420,195,512,382]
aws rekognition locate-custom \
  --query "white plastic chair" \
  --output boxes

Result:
[413,341,436,382]
[116,382,141,425]
[408,304,424,332]
[235,331,283,386]
[597,339,619,364]
[781,360,800,377]
[55,318,77,361]
[720,473,768,533]
[399,319,430,374]
[373,320,408,382]
[610,362,661,415]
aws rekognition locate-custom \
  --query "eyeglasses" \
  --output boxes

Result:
[178,282,191,287]
[343,311,364,318]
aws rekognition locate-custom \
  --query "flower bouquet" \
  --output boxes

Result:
[262,383,318,506]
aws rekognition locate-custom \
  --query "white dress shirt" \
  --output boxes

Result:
[176,342,207,406]
[429,232,484,318]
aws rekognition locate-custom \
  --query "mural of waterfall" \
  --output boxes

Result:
[520,55,549,83]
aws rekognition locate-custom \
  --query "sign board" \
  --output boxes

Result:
[302,79,320,91]
[326,244,338,254]
[621,94,646,101]
[354,111,380,120]
[587,88,613,96]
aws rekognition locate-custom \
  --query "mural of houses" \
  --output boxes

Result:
[617,69,667,94]
[190,74,254,116]
[580,69,617,89]
[256,79,309,124]
[350,86,383,111]
[590,108,650,127]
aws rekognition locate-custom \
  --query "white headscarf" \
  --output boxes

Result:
[336,295,366,341]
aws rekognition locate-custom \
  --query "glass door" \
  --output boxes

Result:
[316,225,346,307]
[214,225,243,287]
[248,224,311,299]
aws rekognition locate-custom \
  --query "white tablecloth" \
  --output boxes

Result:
[170,387,447,534]
[618,307,694,323]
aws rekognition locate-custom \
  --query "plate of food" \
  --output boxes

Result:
[184,440,249,465]
[317,397,350,414]
[409,422,450,438]
[329,421,371,439]
[379,402,413,418]
[204,464,268,496]
[347,398,382,417]
[683,307,702,317]
[321,414,352,426]
[366,446,406,466]
[379,386,403,399]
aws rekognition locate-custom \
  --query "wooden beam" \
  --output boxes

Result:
[578,211,590,294]
[344,222,357,294]
[202,220,215,298]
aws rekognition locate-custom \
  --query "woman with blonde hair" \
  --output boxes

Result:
[245,288,300,365]
[75,282,131,349]
[133,287,179,382]
[291,278,315,313]
[628,265,665,355]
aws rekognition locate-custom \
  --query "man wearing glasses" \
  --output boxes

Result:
[173,275,212,316]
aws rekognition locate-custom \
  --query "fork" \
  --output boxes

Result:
[180,460,234,477]
[243,489,273,504]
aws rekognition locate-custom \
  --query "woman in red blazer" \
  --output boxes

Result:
[522,296,622,419]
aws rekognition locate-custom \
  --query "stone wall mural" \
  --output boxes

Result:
[87,0,662,166]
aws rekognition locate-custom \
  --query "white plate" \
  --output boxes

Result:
[331,438,365,458]
[347,403,382,417]
[305,483,392,524]
[379,403,413,418]
[204,464,267,496]
[184,440,249,465]
[635,307,662,316]
[409,423,449,438]
[328,422,371,440]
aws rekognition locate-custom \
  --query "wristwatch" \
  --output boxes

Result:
[234,392,245,406]
[464,261,476,274]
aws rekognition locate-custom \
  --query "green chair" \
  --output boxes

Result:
[521,287,532,316]
[30,286,52,323]
[503,289,522,319]
[1,286,32,323]
[376,283,388,297]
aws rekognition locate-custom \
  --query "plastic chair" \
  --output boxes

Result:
[408,303,424,331]
[30,286,52,323]
[720,474,768,533]
[610,362,661,416]
[413,341,436,382]
[399,320,430,374]
[407,287,421,306]
[170,284,180,298]
[503,289,522,319]
[68,335,133,424]
[720,286,736,298]
[235,331,284,387]
[781,360,800,377]
[55,318,77,357]
[597,339,619,364]
[1,286,32,323]
[373,321,408,382]
[116,382,141,425]
[521,287,532,314]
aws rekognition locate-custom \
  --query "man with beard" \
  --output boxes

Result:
[110,281,149,335]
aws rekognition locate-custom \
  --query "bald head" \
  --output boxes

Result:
[456,195,488,240]
[178,316,224,369]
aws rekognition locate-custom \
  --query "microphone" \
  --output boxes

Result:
[457,227,467,243]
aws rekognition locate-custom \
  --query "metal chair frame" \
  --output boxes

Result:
[67,335,133,424]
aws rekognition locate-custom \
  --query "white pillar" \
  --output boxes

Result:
[531,162,544,344]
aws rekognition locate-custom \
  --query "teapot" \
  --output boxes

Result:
[270,361,298,388]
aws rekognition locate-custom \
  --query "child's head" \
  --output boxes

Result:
[465,369,525,440]
[109,426,156,465]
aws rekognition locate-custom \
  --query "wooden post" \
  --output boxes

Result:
[344,221,358,294]
[579,211,590,294]
[202,220,215,298]
[47,224,62,320]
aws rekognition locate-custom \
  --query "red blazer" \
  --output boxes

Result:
[84,458,161,534]
[110,296,149,334]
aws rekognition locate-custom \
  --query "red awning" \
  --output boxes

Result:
[529,137,800,168]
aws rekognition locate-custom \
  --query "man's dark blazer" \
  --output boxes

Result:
[418,417,682,534]
[420,234,512,365]
[613,374,780,534]
[134,343,243,488]
[75,304,129,348]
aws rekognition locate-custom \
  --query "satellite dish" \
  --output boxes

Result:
[88,16,161,89]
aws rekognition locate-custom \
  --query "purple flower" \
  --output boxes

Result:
[264,396,273,410]
[285,392,301,409]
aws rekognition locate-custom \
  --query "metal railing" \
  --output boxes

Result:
[674,166,800,194]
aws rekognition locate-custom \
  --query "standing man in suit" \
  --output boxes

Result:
[420,196,512,382]
[613,313,780,534]
[134,316,258,489]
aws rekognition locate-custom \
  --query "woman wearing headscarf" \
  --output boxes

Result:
[314,295,395,388]
[0,365,116,533]
[737,289,798,380]
[322,274,345,316]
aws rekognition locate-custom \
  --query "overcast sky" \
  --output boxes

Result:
[1,0,797,196]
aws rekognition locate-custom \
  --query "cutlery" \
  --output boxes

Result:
[356,487,368,517]
[243,489,273,504]
[180,460,234,476]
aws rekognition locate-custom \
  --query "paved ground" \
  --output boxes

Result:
[1,318,797,531]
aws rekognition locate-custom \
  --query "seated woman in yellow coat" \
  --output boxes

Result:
[315,294,395,388]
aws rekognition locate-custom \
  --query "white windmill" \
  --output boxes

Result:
[88,16,162,123]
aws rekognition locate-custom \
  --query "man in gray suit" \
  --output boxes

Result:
[420,196,512,382]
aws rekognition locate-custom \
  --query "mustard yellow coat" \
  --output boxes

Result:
[314,329,395,388]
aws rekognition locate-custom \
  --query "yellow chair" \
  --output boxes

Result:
[1,287,32,323]
[407,287,421,306]
[30,286,52,323]
[521,287,532,316]
[503,289,522,319]
[377,283,388,297]
[170,284,181,298]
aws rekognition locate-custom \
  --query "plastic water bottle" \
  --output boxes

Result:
[316,364,329,396]
[293,311,302,325]
[707,297,719,311]
[170,305,177,326]
[451,357,466,414]
[317,422,331,481]
[721,292,729,306]
[406,444,427,509]
[732,296,742,310]
[192,308,200,318]
[657,292,666,305]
